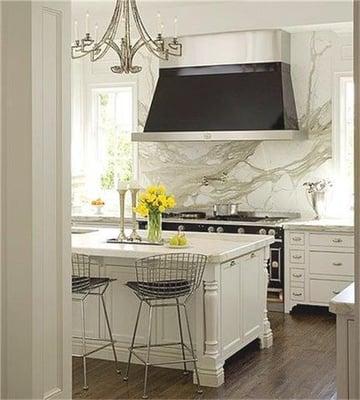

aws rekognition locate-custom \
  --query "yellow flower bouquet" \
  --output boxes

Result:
[134,185,176,242]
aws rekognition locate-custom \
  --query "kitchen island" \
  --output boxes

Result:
[72,228,274,387]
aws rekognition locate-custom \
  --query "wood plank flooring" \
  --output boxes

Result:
[73,306,336,399]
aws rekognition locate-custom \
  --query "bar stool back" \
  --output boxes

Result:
[72,253,120,390]
[124,252,207,399]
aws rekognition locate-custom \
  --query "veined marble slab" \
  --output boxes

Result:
[72,228,274,264]
[283,218,354,232]
[329,283,354,315]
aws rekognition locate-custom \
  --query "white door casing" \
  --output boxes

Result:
[32,2,72,399]
[1,1,71,398]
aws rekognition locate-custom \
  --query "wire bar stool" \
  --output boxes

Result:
[72,253,120,390]
[124,253,207,399]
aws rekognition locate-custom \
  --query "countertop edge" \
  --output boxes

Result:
[329,283,354,315]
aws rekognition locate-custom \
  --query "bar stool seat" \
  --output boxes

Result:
[126,279,191,299]
[72,276,115,293]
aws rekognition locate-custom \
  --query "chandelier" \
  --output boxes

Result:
[71,0,182,74]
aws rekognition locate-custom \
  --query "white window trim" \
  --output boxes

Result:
[85,81,139,184]
[332,71,353,176]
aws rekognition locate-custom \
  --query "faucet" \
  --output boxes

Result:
[202,172,228,186]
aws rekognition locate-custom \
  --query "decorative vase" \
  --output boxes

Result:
[308,190,326,220]
[147,211,162,242]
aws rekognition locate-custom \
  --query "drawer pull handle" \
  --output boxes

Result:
[292,292,303,297]
[332,290,340,295]
[292,255,303,260]
[251,252,256,258]
[292,273,302,278]
[230,260,236,267]
[292,237,302,242]
[332,238,343,243]
[332,262,343,266]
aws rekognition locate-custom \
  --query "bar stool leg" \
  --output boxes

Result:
[80,299,88,390]
[143,305,153,399]
[124,300,143,381]
[176,298,188,375]
[183,304,203,394]
[100,294,121,374]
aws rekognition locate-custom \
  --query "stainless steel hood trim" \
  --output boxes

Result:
[132,130,306,142]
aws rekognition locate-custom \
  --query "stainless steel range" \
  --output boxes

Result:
[138,210,300,311]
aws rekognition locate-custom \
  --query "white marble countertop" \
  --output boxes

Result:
[283,218,354,233]
[72,228,274,264]
[329,283,354,315]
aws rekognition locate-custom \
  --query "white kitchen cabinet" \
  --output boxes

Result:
[284,229,354,313]
[220,251,262,358]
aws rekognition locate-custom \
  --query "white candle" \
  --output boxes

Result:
[128,180,141,190]
[117,180,128,191]
[85,11,90,34]
[157,12,161,35]
[174,17,178,39]
[74,20,79,41]
[160,23,164,36]
[95,23,98,43]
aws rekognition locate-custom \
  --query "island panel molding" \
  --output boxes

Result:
[72,228,273,387]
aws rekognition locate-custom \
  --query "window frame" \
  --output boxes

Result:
[332,71,354,186]
[85,81,139,187]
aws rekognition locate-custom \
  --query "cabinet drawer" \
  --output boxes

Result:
[309,233,354,248]
[289,232,305,246]
[309,251,354,276]
[309,279,350,304]
[290,250,305,264]
[290,268,305,282]
[290,287,304,301]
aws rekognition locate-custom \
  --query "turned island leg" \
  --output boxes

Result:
[260,252,273,349]
[195,278,224,388]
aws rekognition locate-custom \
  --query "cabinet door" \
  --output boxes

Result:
[241,251,262,344]
[221,259,241,357]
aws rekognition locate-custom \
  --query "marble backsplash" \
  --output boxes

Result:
[137,31,348,218]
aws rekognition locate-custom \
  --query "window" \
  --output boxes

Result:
[333,74,354,212]
[72,84,137,216]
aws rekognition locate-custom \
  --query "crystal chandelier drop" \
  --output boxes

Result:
[71,0,182,74]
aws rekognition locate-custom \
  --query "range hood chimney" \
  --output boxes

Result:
[132,30,304,142]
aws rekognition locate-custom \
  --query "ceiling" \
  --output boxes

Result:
[71,0,353,38]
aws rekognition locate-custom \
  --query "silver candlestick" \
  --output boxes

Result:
[117,188,128,241]
[129,187,142,241]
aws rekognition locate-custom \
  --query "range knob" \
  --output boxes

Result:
[237,227,245,234]
[178,225,185,232]
[216,227,224,233]
[268,229,276,236]
[208,226,215,233]
[258,228,267,235]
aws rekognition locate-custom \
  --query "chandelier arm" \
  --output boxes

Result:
[130,0,180,59]
[91,0,123,61]
[130,0,169,59]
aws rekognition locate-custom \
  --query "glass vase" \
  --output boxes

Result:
[147,211,162,243]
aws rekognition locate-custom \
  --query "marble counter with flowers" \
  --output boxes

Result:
[71,184,274,388]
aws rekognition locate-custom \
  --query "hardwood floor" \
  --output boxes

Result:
[73,306,336,399]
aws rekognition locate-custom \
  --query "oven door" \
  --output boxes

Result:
[268,241,283,289]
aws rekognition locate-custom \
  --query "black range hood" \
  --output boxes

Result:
[132,30,304,142]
